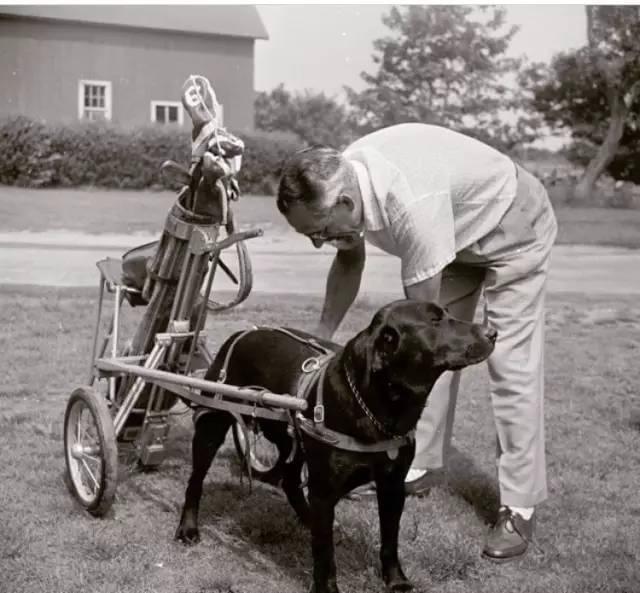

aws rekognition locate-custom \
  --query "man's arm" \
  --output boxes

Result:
[403,272,442,303]
[316,240,366,339]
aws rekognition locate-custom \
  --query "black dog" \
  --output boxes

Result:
[176,300,496,593]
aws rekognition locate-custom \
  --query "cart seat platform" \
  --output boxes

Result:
[96,256,148,307]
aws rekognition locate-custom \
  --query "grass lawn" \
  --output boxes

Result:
[1,287,639,593]
[1,185,640,248]
[0,186,291,236]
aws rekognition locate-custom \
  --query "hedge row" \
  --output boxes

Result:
[0,115,303,195]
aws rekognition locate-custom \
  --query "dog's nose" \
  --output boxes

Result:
[485,327,498,342]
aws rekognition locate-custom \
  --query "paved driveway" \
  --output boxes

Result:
[1,230,639,296]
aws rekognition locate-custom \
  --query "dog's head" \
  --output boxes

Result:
[346,300,496,429]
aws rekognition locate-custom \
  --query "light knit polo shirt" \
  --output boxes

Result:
[344,123,518,286]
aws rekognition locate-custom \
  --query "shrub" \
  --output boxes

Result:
[0,115,58,187]
[0,116,303,195]
[235,129,303,195]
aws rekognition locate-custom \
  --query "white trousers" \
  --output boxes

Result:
[412,166,558,508]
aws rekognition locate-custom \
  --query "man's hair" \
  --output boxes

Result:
[277,146,345,214]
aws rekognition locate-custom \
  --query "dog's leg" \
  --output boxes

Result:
[374,465,413,592]
[175,411,233,544]
[281,448,310,527]
[308,486,341,593]
[258,420,295,486]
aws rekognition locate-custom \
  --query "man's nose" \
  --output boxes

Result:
[311,237,325,249]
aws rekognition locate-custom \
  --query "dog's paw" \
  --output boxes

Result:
[384,568,413,592]
[175,523,201,545]
[388,580,413,593]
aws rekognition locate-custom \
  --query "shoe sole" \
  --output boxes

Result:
[345,487,377,500]
[481,549,527,564]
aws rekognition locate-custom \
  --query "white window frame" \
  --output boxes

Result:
[150,100,184,125]
[78,79,112,121]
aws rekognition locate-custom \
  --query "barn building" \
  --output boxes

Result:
[0,5,268,130]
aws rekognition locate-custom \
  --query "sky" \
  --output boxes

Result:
[253,4,588,97]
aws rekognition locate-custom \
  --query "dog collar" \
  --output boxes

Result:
[342,357,405,439]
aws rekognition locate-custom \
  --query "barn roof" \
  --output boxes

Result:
[0,5,269,40]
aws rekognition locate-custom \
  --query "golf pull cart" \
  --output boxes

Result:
[63,75,298,516]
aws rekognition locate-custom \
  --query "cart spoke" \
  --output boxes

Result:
[85,429,99,450]
[81,458,100,490]
[82,452,101,465]
[80,409,91,444]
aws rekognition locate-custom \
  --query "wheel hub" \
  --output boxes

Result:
[71,443,99,459]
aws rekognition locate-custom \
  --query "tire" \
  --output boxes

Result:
[64,386,118,517]
[232,419,282,484]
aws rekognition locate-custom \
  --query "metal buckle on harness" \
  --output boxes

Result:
[313,404,325,424]
[302,357,321,373]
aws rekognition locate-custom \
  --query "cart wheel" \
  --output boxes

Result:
[64,386,118,517]
[232,419,282,483]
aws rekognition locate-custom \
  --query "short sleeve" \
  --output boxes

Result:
[388,187,456,286]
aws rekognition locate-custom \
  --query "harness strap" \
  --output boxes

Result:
[217,327,258,383]
[218,326,333,384]
[264,327,333,357]
[296,415,415,454]
[294,356,415,455]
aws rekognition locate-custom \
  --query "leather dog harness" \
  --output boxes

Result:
[213,326,414,457]
[294,359,414,457]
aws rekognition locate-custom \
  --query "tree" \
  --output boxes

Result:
[575,6,640,199]
[523,6,640,199]
[255,84,355,149]
[345,5,536,152]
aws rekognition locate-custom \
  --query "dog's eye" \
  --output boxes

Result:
[379,327,399,347]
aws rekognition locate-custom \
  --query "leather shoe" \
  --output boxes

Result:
[482,507,536,562]
[404,468,445,496]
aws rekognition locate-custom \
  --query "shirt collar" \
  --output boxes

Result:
[350,158,385,232]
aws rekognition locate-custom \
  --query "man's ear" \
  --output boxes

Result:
[336,194,355,212]
[372,325,400,372]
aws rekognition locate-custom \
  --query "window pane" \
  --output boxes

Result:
[155,105,165,123]
[83,84,107,109]
[168,106,178,122]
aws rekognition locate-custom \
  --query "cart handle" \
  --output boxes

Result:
[95,358,308,412]
[213,228,263,254]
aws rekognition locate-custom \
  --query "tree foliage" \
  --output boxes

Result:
[345,5,534,151]
[254,84,355,149]
[522,6,640,193]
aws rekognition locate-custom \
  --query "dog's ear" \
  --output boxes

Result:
[371,325,400,372]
